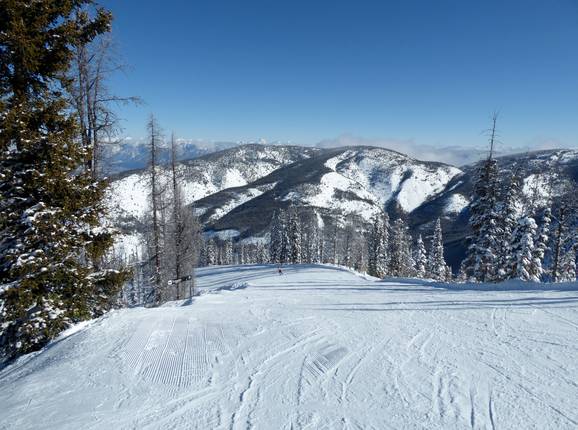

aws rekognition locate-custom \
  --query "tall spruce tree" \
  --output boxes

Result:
[530,208,551,282]
[511,217,538,281]
[496,166,523,280]
[288,206,302,264]
[559,243,577,282]
[414,235,427,278]
[461,114,501,282]
[0,1,127,360]
[367,213,389,278]
[389,218,414,277]
[427,218,447,281]
[269,210,282,264]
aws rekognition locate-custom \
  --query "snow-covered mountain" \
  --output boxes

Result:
[105,144,321,254]
[105,144,578,266]
[196,146,461,238]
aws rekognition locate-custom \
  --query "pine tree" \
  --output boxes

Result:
[279,210,290,264]
[427,218,447,281]
[559,243,577,282]
[389,218,414,277]
[0,1,127,360]
[461,114,501,282]
[496,166,523,280]
[288,206,302,264]
[444,265,453,282]
[269,210,283,264]
[205,239,217,266]
[222,240,233,265]
[511,217,538,281]
[530,208,551,282]
[414,235,427,278]
[367,213,389,278]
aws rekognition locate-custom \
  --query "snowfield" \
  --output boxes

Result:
[1,265,578,429]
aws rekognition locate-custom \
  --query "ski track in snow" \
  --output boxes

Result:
[1,264,578,429]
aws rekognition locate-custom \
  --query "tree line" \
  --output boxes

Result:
[460,115,577,283]
[192,208,453,282]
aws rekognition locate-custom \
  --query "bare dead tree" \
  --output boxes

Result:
[69,12,141,177]
[166,133,201,299]
[146,115,164,304]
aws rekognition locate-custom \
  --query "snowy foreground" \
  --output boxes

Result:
[2,265,578,429]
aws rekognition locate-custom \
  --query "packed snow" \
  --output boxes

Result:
[2,265,578,429]
[444,193,470,214]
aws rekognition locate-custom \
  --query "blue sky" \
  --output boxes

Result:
[102,0,578,152]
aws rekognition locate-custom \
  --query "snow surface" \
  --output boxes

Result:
[2,265,578,429]
[443,193,470,214]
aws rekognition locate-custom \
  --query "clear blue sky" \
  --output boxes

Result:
[102,0,578,150]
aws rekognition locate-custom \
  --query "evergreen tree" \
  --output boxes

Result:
[269,210,283,264]
[530,208,551,282]
[427,218,447,281]
[205,239,217,266]
[222,240,233,265]
[368,213,389,278]
[0,1,127,360]
[461,114,501,282]
[414,235,427,278]
[288,206,302,264]
[444,265,453,282]
[559,243,577,282]
[389,218,414,277]
[511,217,538,281]
[496,166,523,280]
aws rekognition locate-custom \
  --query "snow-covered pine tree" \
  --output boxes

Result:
[269,210,283,264]
[444,265,453,282]
[511,217,538,281]
[427,218,447,281]
[288,206,302,264]
[342,219,355,268]
[559,243,577,282]
[414,235,427,278]
[496,166,523,280]
[279,210,290,264]
[256,242,269,264]
[367,214,381,277]
[460,114,502,282]
[529,208,551,282]
[223,240,233,265]
[205,239,217,266]
[382,213,391,275]
[389,218,415,277]
[367,213,389,278]
[309,219,321,264]
[0,2,128,360]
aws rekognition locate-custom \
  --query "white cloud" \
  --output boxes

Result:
[314,134,577,166]
[315,134,489,166]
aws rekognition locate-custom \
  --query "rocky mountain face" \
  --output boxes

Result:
[106,144,578,268]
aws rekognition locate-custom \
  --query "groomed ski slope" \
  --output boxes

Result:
[1,265,578,429]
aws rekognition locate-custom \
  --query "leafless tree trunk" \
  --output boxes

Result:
[166,133,201,300]
[147,115,164,304]
[69,28,141,178]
